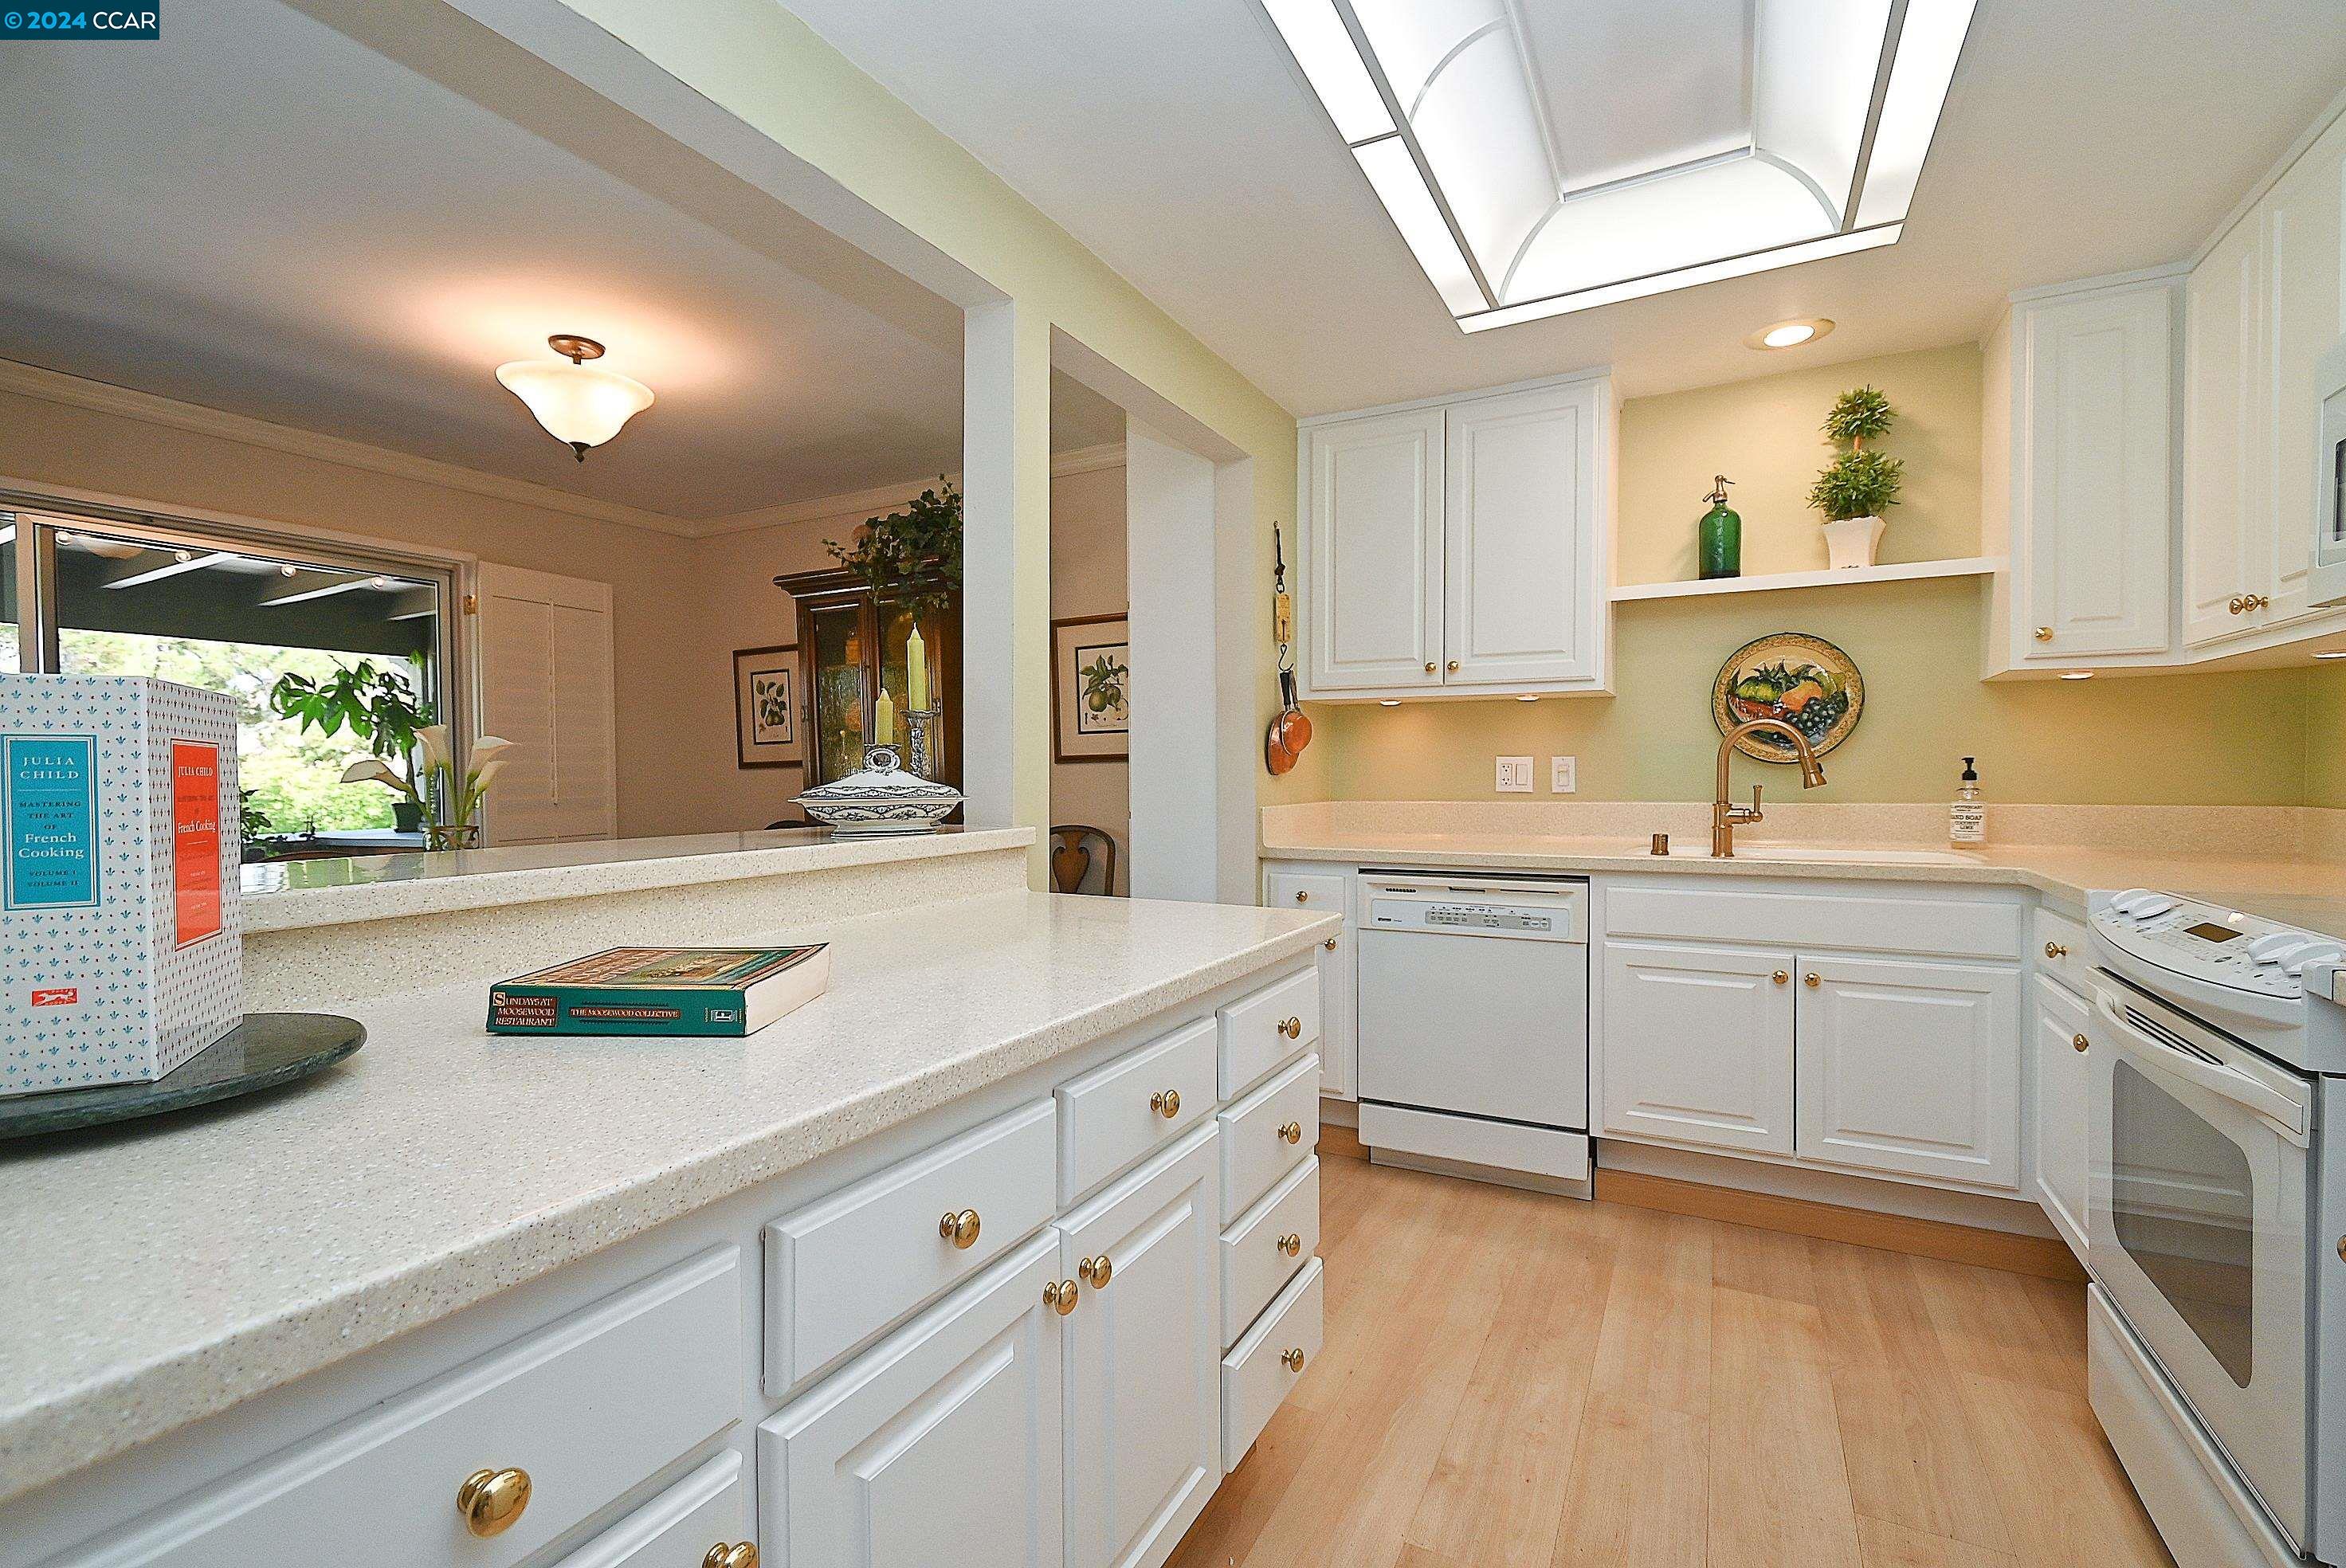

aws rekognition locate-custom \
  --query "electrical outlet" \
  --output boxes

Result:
[1552,755,1577,794]
[1497,755,1534,793]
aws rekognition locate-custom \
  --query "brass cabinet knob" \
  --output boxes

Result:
[2249,593,2271,610]
[1151,1088,1182,1119]
[2230,596,2248,614]
[704,1545,759,1568]
[1324,937,1337,951]
[1044,1278,1079,1315]
[1771,970,1789,985]
[1446,660,1460,672]
[1277,1232,1302,1257]
[457,1467,532,1539]
[1278,1016,1303,1039]
[939,1209,981,1249]
[1424,661,1437,672]
[1080,1254,1113,1288]
[2034,626,2054,641]
[1281,1347,1306,1373]
[1803,972,1822,988]
[2073,1033,2090,1053]
[1278,1119,1304,1145]
[2045,942,2069,959]
[1295,889,1308,902]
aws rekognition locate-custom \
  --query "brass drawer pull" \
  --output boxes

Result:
[1804,972,1821,988]
[1446,660,1460,672]
[2034,626,2054,641]
[1281,1347,1306,1373]
[1294,889,1308,902]
[1324,937,1337,951]
[2045,941,2069,959]
[1424,661,1437,672]
[1277,1232,1302,1257]
[939,1209,981,1249]
[1044,1278,1079,1315]
[1151,1088,1182,1119]
[704,1545,759,1568]
[1080,1254,1113,1288]
[1278,1119,1304,1145]
[1771,970,1789,985]
[2073,1033,2090,1053]
[1278,1016,1303,1039]
[457,1467,532,1539]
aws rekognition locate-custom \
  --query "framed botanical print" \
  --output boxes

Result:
[1052,613,1130,762]
[733,645,802,769]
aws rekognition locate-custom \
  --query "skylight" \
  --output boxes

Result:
[1261,0,1977,331]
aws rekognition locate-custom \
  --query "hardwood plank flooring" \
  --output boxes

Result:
[1169,1155,2175,1568]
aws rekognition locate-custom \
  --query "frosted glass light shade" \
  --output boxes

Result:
[494,357,653,457]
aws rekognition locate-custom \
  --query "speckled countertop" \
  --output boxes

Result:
[0,890,1337,1503]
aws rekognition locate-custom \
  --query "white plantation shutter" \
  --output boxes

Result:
[473,563,617,845]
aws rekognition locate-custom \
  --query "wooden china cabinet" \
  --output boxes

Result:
[772,566,963,790]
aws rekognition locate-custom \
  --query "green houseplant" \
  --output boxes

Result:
[1809,385,1905,568]
[269,661,434,830]
[826,477,963,621]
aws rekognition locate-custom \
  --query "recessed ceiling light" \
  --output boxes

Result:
[2315,651,2346,661]
[2059,671,2095,680]
[1516,695,1539,702]
[1748,317,1835,351]
[1377,699,1402,706]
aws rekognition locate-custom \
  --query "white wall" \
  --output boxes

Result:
[1049,457,1128,893]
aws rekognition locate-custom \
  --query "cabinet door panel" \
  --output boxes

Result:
[1795,956,2021,1189]
[2184,221,2268,649]
[1305,409,1445,692]
[1599,941,1795,1154]
[1263,869,1353,1100]
[2032,976,2092,1257]
[1442,382,1603,687]
[1057,1128,1220,1568]
[2020,287,2173,657]
[2259,125,2345,628]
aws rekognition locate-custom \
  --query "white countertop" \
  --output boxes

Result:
[238,826,1033,933]
[0,890,1336,1502]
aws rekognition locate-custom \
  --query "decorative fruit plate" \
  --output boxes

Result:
[1711,633,1864,762]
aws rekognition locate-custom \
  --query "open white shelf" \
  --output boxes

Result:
[1609,555,2005,603]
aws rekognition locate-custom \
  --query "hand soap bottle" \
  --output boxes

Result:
[1950,757,1987,846]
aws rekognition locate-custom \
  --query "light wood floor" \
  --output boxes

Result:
[1171,1152,2175,1568]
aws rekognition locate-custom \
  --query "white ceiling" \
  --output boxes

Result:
[0,0,1119,523]
[783,0,2346,414]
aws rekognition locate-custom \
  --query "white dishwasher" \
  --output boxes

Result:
[1355,872,1591,1194]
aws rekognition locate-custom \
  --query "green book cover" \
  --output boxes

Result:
[487,945,830,1037]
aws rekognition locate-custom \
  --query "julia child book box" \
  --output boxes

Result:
[1,675,243,1097]
[488,946,831,1037]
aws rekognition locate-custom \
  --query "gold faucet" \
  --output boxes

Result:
[1712,719,1827,857]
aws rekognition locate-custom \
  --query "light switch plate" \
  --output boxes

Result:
[1552,756,1577,794]
[1497,755,1534,793]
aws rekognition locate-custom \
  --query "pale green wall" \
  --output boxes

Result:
[2308,666,2346,808]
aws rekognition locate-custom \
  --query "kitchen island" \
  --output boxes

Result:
[1,829,1338,1568]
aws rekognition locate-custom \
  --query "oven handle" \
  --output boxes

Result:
[2092,988,2310,1147]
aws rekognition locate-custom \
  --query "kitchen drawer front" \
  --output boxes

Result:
[1605,883,2022,960]
[1056,1017,1218,1205]
[2034,905,2091,995]
[1264,870,1345,917]
[553,1450,747,1568]
[764,1099,1057,1393]
[1218,1053,1320,1221]
[73,1249,743,1568]
[1221,1256,1323,1473]
[1219,966,1320,1100]
[1222,1156,1319,1349]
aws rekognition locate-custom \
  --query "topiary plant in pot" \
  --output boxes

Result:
[1809,385,1904,568]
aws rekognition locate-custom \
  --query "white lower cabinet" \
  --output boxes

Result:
[2032,974,2093,1255]
[759,1237,1066,1568]
[1057,1127,1222,1568]
[1600,940,1796,1155]
[556,1451,750,1568]
[1794,956,2021,1189]
[1261,866,1355,1100]
[1221,1258,1322,1473]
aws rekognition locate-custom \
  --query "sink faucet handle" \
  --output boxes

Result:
[1750,783,1763,813]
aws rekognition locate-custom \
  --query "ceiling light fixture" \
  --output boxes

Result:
[2059,671,2095,680]
[1516,695,1539,702]
[495,335,654,461]
[1261,1,1975,332]
[1748,317,1836,351]
[2315,651,2346,661]
[104,550,238,590]
[1377,699,1402,706]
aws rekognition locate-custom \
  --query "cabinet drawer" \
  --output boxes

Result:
[764,1099,1057,1393]
[1218,1053,1319,1221]
[1219,967,1319,1099]
[1606,883,2022,960]
[1221,1256,1323,1473]
[1222,1157,1319,1349]
[1057,1018,1218,1205]
[553,1450,747,1568]
[82,1250,742,1568]
[1265,871,1345,916]
[2034,906,2091,994]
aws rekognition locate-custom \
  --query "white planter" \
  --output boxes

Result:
[1822,516,1886,570]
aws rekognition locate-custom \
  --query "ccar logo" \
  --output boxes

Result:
[31,988,79,1007]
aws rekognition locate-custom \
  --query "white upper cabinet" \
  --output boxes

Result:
[1302,374,1612,700]
[2011,280,2176,661]
[2260,120,2346,628]
[1304,406,1445,692]
[2186,213,2275,648]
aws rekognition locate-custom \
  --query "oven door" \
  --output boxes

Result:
[2087,978,2315,1550]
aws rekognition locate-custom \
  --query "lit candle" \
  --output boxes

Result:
[905,625,928,711]
[873,687,896,747]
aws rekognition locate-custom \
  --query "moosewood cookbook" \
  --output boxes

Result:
[487,946,830,1037]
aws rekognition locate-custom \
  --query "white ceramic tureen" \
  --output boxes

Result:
[794,744,963,834]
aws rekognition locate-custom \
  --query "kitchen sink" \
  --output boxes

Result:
[1722,844,1988,866]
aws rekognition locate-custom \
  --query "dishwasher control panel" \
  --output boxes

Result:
[1360,874,1588,943]
[1423,904,1555,932]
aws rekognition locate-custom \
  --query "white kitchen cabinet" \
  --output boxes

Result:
[2258,116,2346,628]
[1794,955,2022,1190]
[1304,406,1445,693]
[1599,940,1795,1156]
[1057,1128,1221,1568]
[2010,280,2175,661]
[760,1237,1065,1568]
[2186,215,2274,649]
[1262,865,1355,1100]
[1442,381,1604,688]
[2031,974,2093,1256]
[1300,374,1612,700]
[555,1451,749,1568]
